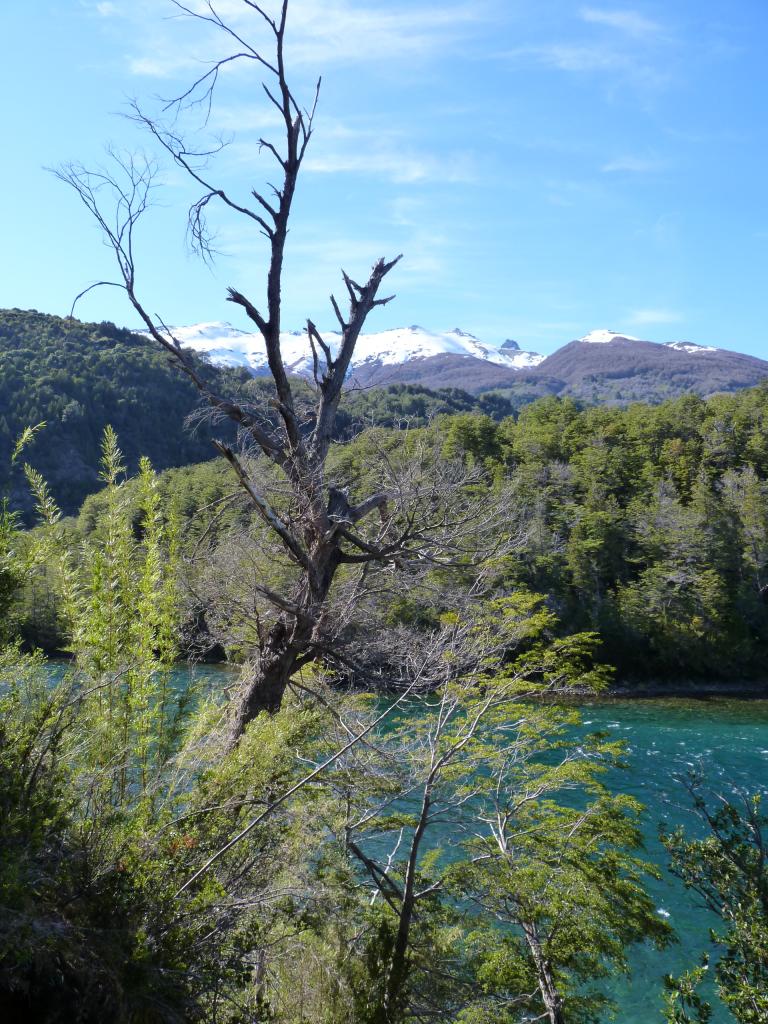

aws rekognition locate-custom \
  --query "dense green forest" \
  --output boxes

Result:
[440,387,768,681]
[17,382,768,685]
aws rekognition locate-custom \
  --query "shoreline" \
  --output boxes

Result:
[605,679,768,701]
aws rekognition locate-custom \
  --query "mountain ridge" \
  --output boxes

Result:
[159,322,545,377]
[166,321,768,400]
[1,306,767,516]
[517,334,768,404]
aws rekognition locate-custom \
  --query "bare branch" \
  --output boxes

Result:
[54,0,503,748]
[176,676,421,895]
[213,441,309,570]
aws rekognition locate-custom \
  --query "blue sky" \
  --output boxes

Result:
[2,0,767,357]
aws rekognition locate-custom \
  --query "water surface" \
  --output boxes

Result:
[48,661,766,1020]
[574,697,768,1021]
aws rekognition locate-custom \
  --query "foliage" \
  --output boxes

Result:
[0,432,335,1021]
[0,467,678,1023]
[17,379,768,681]
[440,386,768,681]
[0,308,246,519]
[661,783,768,1024]
[662,963,714,1024]
[288,598,672,1024]
[0,501,23,641]
[0,651,330,1022]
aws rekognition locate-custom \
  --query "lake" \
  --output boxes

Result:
[48,662,767,1019]
[572,697,768,1022]
[196,673,767,1019]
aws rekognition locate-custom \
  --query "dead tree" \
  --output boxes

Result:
[54,0,492,746]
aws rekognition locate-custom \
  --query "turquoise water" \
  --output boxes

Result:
[572,698,768,1022]
[371,693,768,1020]
[42,661,767,1019]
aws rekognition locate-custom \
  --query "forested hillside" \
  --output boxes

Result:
[0,309,241,515]
[18,383,768,684]
[441,387,768,680]
[0,309,513,516]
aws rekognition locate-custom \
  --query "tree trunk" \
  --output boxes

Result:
[522,921,567,1024]
[227,626,301,744]
[380,788,432,1022]
[226,542,341,746]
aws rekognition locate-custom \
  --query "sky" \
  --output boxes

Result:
[2,0,767,358]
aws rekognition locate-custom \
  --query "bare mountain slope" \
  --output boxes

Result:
[515,331,768,403]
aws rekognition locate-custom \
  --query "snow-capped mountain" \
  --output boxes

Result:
[578,329,640,344]
[663,341,718,355]
[524,329,768,404]
[147,320,767,400]
[159,322,545,377]
[578,329,718,356]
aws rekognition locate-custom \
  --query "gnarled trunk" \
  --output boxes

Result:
[226,541,342,746]
[229,624,302,737]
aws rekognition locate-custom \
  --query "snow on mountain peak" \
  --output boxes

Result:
[664,341,717,355]
[577,331,719,355]
[579,329,639,344]
[172,321,248,342]
[153,322,545,377]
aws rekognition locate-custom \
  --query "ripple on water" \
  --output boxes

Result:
[572,697,768,1023]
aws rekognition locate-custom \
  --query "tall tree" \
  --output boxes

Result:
[54,0,480,746]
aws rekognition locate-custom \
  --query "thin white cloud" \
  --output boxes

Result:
[506,43,669,88]
[508,43,625,73]
[217,227,450,325]
[602,155,665,173]
[207,106,284,134]
[580,8,662,37]
[211,108,475,186]
[80,0,121,15]
[389,196,424,228]
[505,5,673,91]
[303,148,476,185]
[304,152,431,184]
[122,0,486,78]
[629,308,683,325]
[283,1,485,66]
[211,213,449,285]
